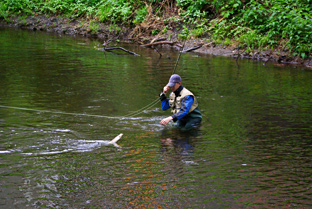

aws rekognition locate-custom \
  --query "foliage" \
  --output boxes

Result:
[189,19,209,38]
[1,0,312,58]
[151,29,159,35]
[176,0,208,18]
[133,7,148,24]
[178,25,189,40]
[88,20,99,32]
[240,0,312,56]
[97,0,133,23]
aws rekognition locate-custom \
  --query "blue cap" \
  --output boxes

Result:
[167,74,181,87]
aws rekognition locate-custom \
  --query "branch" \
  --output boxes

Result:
[141,41,175,47]
[234,47,248,67]
[181,45,202,53]
[150,37,167,44]
[235,47,247,62]
[152,46,162,57]
[104,47,140,56]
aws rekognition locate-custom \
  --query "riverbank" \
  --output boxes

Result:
[1,15,311,69]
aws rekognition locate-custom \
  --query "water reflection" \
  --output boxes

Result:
[160,128,200,166]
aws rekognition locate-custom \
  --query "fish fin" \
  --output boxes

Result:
[108,133,123,144]
[113,143,120,148]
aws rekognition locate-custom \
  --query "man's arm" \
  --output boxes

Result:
[171,95,194,121]
[160,92,170,111]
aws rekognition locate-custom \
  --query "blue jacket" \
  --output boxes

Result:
[161,85,196,122]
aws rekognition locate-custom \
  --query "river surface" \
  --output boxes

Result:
[0,27,312,208]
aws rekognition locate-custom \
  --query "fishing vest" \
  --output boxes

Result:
[169,87,198,114]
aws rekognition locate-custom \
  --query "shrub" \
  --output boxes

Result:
[177,0,208,18]
[241,0,312,57]
[97,0,132,23]
[133,6,148,24]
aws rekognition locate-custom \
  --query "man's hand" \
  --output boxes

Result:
[160,116,173,126]
[163,86,169,94]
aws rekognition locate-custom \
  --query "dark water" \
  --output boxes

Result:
[1,27,312,208]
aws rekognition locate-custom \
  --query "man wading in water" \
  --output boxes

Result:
[159,74,202,131]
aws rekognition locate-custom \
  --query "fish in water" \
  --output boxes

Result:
[4,133,125,156]
[108,133,123,146]
[78,133,123,148]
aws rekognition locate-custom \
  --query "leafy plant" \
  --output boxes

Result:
[240,0,312,56]
[189,19,209,38]
[178,25,189,40]
[133,6,148,24]
[177,0,208,18]
[220,0,243,18]
[151,29,159,35]
[223,38,233,46]
[108,23,122,35]
[161,26,167,34]
[97,0,132,23]
[89,20,99,32]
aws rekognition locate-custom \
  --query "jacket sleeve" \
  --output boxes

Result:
[161,98,170,111]
[172,95,194,121]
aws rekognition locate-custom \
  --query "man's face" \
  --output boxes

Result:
[171,82,181,92]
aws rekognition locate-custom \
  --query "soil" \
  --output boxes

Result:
[1,15,311,69]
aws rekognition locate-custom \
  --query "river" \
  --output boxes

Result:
[0,27,312,208]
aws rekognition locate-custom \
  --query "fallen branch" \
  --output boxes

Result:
[150,37,167,44]
[235,47,248,62]
[103,47,140,56]
[152,46,162,57]
[141,41,174,47]
[181,45,202,53]
[234,47,248,67]
[204,42,213,47]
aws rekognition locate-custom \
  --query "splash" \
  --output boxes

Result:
[0,133,123,156]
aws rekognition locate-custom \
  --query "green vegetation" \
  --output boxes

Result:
[1,0,311,58]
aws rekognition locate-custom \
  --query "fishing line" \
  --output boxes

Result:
[116,38,187,117]
[0,105,120,119]
[123,98,160,117]
[0,39,188,119]
[0,98,160,119]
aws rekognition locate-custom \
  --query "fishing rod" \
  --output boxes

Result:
[121,38,188,117]
[0,39,190,119]
[124,38,188,117]
[117,38,188,117]
[172,38,187,75]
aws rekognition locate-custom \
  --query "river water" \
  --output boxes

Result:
[0,27,312,208]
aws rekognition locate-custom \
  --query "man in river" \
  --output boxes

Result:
[159,74,202,131]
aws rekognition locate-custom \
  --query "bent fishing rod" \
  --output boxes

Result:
[0,39,188,118]
[172,38,187,75]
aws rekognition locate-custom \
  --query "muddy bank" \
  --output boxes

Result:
[1,15,311,69]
